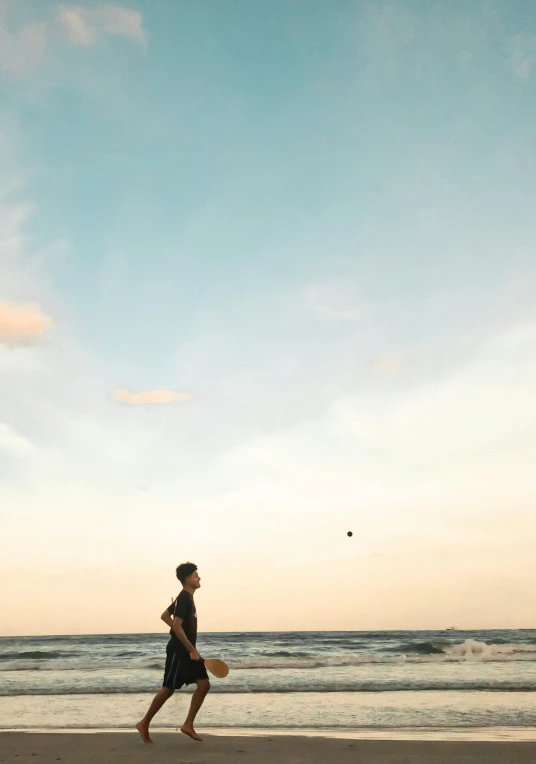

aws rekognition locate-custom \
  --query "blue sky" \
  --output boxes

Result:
[1,0,536,634]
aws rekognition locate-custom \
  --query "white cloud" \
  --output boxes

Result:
[0,423,36,458]
[302,280,365,320]
[0,181,64,347]
[0,2,144,75]
[509,35,535,80]
[214,320,536,541]
[58,5,95,47]
[0,13,47,74]
[58,4,146,48]
[0,300,54,345]
[112,388,195,405]
[95,4,145,45]
[0,199,33,264]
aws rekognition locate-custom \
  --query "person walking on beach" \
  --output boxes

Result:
[136,562,210,743]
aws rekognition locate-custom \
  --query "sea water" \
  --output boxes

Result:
[1,630,536,736]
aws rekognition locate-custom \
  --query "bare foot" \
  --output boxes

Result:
[180,724,203,742]
[136,720,153,744]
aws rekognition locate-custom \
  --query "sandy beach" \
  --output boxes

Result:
[1,733,535,763]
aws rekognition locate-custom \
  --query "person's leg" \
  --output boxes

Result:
[136,686,174,743]
[180,679,210,742]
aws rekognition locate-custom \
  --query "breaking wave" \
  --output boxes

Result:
[2,679,536,696]
[2,640,536,673]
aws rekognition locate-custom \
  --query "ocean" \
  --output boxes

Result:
[2,629,536,737]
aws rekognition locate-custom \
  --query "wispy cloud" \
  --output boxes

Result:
[216,320,536,540]
[58,4,146,48]
[0,1,145,76]
[112,388,195,405]
[0,422,36,458]
[302,280,365,320]
[0,198,33,267]
[0,300,54,346]
[96,4,145,45]
[0,3,47,75]
[58,4,95,47]
[374,358,398,373]
[509,34,535,80]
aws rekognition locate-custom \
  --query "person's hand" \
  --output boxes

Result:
[189,649,201,661]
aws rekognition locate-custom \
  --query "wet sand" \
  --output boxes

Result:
[1,733,535,763]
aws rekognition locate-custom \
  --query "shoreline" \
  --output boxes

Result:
[3,725,536,741]
[2,732,536,764]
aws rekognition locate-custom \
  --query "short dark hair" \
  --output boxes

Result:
[176,562,197,584]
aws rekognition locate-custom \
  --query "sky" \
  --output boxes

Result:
[1,0,535,636]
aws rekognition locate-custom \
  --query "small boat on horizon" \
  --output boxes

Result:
[446,626,460,631]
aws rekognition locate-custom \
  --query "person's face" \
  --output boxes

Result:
[186,570,201,589]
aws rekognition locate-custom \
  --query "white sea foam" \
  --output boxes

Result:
[2,640,536,672]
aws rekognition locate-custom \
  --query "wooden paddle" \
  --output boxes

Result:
[204,658,229,678]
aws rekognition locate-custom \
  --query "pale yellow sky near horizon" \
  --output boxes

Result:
[3,547,535,637]
[3,492,536,636]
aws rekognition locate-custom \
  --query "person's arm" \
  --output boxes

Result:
[161,608,173,629]
[161,599,175,629]
[172,594,201,659]
[172,616,197,654]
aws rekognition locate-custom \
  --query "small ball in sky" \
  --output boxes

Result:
[347,531,353,537]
